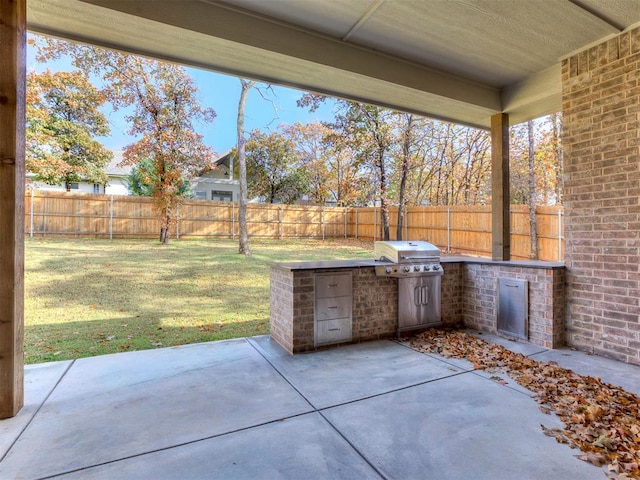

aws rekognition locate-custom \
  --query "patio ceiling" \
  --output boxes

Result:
[25,1,640,129]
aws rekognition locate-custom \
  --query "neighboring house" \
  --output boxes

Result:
[26,150,132,195]
[191,151,240,202]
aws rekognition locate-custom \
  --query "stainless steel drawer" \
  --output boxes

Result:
[315,274,352,299]
[315,296,352,321]
[315,318,352,346]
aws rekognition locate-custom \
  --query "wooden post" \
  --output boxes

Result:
[29,188,34,238]
[0,0,26,419]
[355,208,358,240]
[109,195,114,240]
[491,113,510,261]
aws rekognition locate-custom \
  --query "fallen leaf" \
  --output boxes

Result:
[409,328,640,479]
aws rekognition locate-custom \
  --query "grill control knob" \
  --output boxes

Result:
[385,267,392,274]
[423,265,430,271]
[403,266,411,273]
[433,264,441,271]
[414,265,421,272]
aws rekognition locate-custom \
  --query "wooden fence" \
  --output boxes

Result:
[25,190,564,261]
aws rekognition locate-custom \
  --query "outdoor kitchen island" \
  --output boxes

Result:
[270,255,566,354]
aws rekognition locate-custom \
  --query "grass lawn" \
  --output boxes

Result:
[25,237,374,364]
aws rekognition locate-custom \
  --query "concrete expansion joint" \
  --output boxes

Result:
[0,359,75,465]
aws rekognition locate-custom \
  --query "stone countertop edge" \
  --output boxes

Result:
[271,256,564,271]
[270,259,388,271]
[440,256,565,269]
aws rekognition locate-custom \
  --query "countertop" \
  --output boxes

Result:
[270,259,390,271]
[271,256,564,271]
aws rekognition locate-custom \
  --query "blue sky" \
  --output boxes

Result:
[27,38,337,156]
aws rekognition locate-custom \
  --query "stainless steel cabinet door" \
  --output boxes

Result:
[397,276,441,332]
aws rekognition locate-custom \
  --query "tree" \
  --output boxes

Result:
[305,96,394,239]
[35,38,216,244]
[284,121,368,206]
[348,104,395,240]
[26,70,112,190]
[245,130,310,204]
[237,79,254,255]
[527,120,538,259]
[128,157,191,197]
[392,113,417,239]
[284,122,331,204]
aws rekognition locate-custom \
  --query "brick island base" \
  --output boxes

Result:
[270,257,565,354]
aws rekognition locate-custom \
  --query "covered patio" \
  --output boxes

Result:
[3,333,640,479]
[2,4,640,469]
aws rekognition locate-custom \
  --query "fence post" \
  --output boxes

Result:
[231,202,235,240]
[321,208,325,240]
[355,208,358,240]
[404,205,409,240]
[29,188,34,238]
[447,207,451,253]
[558,209,563,262]
[279,205,284,239]
[373,205,377,242]
[175,204,180,239]
[344,208,347,238]
[109,195,114,240]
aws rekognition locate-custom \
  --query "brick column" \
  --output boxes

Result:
[563,26,640,363]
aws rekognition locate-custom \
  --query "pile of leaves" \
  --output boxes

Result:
[409,328,640,479]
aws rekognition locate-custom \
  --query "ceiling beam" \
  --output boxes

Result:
[95,0,501,109]
[342,0,385,42]
[567,0,627,32]
[27,0,501,128]
[502,64,562,125]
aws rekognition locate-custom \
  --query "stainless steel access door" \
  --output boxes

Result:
[397,275,442,332]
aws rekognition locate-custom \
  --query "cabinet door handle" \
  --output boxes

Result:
[328,328,341,332]
[328,305,339,309]
[327,284,338,287]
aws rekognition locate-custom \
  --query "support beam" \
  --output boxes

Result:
[0,0,26,419]
[28,0,500,129]
[491,113,510,261]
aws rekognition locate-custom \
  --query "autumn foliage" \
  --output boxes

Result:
[26,70,112,190]
[411,328,640,479]
[34,37,216,243]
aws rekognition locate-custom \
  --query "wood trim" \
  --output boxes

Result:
[491,113,510,261]
[0,0,26,419]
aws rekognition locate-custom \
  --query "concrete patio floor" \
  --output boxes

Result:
[2,333,639,480]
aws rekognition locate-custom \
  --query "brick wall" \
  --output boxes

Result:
[452,262,565,348]
[441,262,464,324]
[352,268,398,342]
[271,261,563,353]
[269,267,297,352]
[563,25,640,364]
[270,266,401,353]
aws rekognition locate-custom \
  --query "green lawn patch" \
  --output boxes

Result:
[25,237,373,364]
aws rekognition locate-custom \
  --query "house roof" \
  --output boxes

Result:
[196,150,233,177]
[213,150,233,168]
[27,0,640,129]
[106,150,132,177]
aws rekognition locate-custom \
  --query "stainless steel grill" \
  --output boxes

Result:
[374,241,443,333]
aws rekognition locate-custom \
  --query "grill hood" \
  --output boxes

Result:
[374,241,440,264]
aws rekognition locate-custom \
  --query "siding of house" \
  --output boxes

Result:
[29,177,130,195]
[562,25,640,363]
[191,173,240,202]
